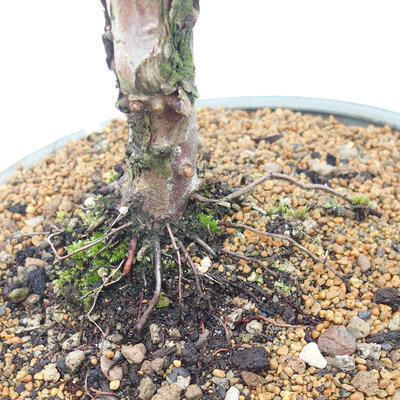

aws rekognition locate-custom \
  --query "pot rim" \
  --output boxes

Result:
[2,96,400,184]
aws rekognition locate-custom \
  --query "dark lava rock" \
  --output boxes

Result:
[202,152,211,162]
[167,367,190,383]
[86,368,100,390]
[215,387,226,399]
[317,325,356,356]
[56,357,69,375]
[28,268,46,297]
[282,306,296,324]
[358,310,371,321]
[381,342,393,351]
[15,383,25,394]
[360,171,375,180]
[373,288,400,311]
[311,151,321,159]
[188,332,199,342]
[366,330,400,348]
[15,250,26,265]
[392,241,400,253]
[326,154,336,166]
[8,203,27,215]
[128,364,141,387]
[253,134,282,144]
[182,342,199,366]
[25,246,40,258]
[231,347,269,372]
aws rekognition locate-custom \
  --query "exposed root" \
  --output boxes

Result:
[105,206,130,233]
[220,249,278,278]
[191,193,218,203]
[195,235,217,257]
[194,172,380,219]
[47,230,65,259]
[191,193,230,208]
[218,313,231,340]
[264,248,294,264]
[212,347,240,357]
[220,172,352,203]
[244,314,312,330]
[7,231,50,242]
[227,222,352,291]
[136,291,144,323]
[136,239,162,332]
[178,239,204,298]
[166,223,183,309]
[241,201,268,215]
[204,273,263,304]
[123,237,137,275]
[18,324,54,333]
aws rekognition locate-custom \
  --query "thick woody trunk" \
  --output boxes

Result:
[102,0,200,224]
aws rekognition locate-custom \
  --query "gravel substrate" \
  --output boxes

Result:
[1,107,400,400]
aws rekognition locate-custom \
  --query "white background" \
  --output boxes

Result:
[1,1,400,172]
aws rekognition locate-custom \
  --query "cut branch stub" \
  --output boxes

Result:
[103,0,200,223]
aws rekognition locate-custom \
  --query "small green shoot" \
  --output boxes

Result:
[277,200,289,214]
[322,198,343,216]
[268,207,277,216]
[272,200,309,219]
[274,280,296,296]
[322,198,339,210]
[247,271,264,286]
[197,213,220,233]
[286,206,309,219]
[352,195,370,205]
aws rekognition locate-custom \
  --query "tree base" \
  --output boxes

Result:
[52,180,233,332]
[52,166,363,335]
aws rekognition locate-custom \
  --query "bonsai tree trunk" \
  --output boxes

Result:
[102,0,200,224]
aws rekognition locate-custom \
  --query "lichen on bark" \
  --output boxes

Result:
[102,0,200,224]
[160,0,199,100]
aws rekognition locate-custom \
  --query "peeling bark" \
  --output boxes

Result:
[102,0,200,224]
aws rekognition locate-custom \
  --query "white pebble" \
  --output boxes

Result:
[299,342,327,369]
[225,386,240,400]
[198,257,212,274]
[84,197,96,208]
